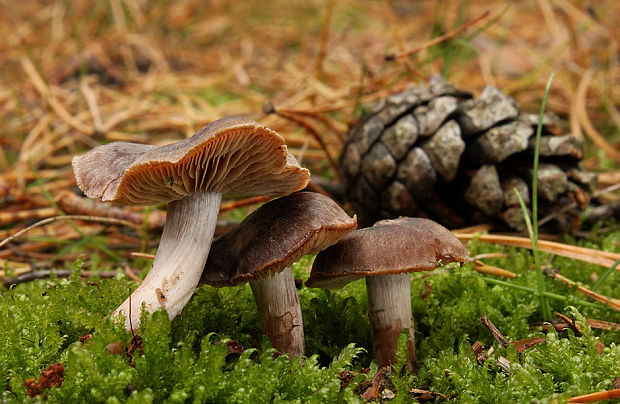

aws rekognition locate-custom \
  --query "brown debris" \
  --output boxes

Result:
[79,334,93,344]
[106,341,124,355]
[24,363,64,397]
[554,312,583,336]
[496,356,511,376]
[127,335,145,368]
[471,340,488,365]
[225,340,244,356]
[480,316,510,348]
[409,388,448,402]
[510,337,546,354]
[360,367,390,402]
[338,370,361,391]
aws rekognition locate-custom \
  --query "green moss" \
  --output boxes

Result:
[1,226,619,402]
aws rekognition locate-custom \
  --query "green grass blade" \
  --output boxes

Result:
[591,258,620,292]
[482,277,600,309]
[530,72,556,320]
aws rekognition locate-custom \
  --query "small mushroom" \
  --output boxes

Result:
[72,116,309,329]
[201,191,357,357]
[306,217,467,370]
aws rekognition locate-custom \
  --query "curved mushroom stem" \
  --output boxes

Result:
[250,267,305,357]
[113,192,222,329]
[366,273,417,372]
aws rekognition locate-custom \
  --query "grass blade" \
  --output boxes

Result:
[591,258,620,292]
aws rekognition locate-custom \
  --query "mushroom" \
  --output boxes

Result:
[305,217,467,370]
[72,116,310,329]
[200,191,357,357]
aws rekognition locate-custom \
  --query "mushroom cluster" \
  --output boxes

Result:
[72,116,310,329]
[72,115,468,369]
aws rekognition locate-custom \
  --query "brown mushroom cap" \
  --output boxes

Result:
[72,116,310,205]
[201,191,357,287]
[305,217,468,289]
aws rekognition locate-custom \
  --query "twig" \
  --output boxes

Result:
[575,70,620,165]
[471,259,516,278]
[130,252,155,259]
[543,268,620,310]
[385,10,491,60]
[0,207,58,226]
[480,316,510,348]
[271,111,340,178]
[454,233,620,268]
[273,107,346,143]
[568,388,620,403]
[555,312,582,336]
[56,190,166,229]
[79,79,104,134]
[21,57,93,134]
[0,215,140,249]
[124,266,143,284]
[586,319,620,332]
[219,195,273,213]
[315,0,334,79]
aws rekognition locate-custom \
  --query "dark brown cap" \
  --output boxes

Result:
[72,116,310,205]
[306,217,468,289]
[201,192,357,287]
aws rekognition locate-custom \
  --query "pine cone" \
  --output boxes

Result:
[341,75,596,231]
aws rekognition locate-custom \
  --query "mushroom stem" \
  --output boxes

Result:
[250,267,305,357]
[366,273,416,371]
[114,192,222,329]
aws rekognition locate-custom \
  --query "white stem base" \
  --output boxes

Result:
[366,273,416,371]
[250,267,305,357]
[113,192,221,330]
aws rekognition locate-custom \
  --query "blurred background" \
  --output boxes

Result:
[0,0,618,269]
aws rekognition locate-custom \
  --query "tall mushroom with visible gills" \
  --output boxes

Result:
[72,116,310,329]
[306,217,467,371]
[200,191,357,357]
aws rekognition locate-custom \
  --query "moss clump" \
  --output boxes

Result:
[1,227,619,402]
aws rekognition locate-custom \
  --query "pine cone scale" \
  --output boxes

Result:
[341,75,597,231]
